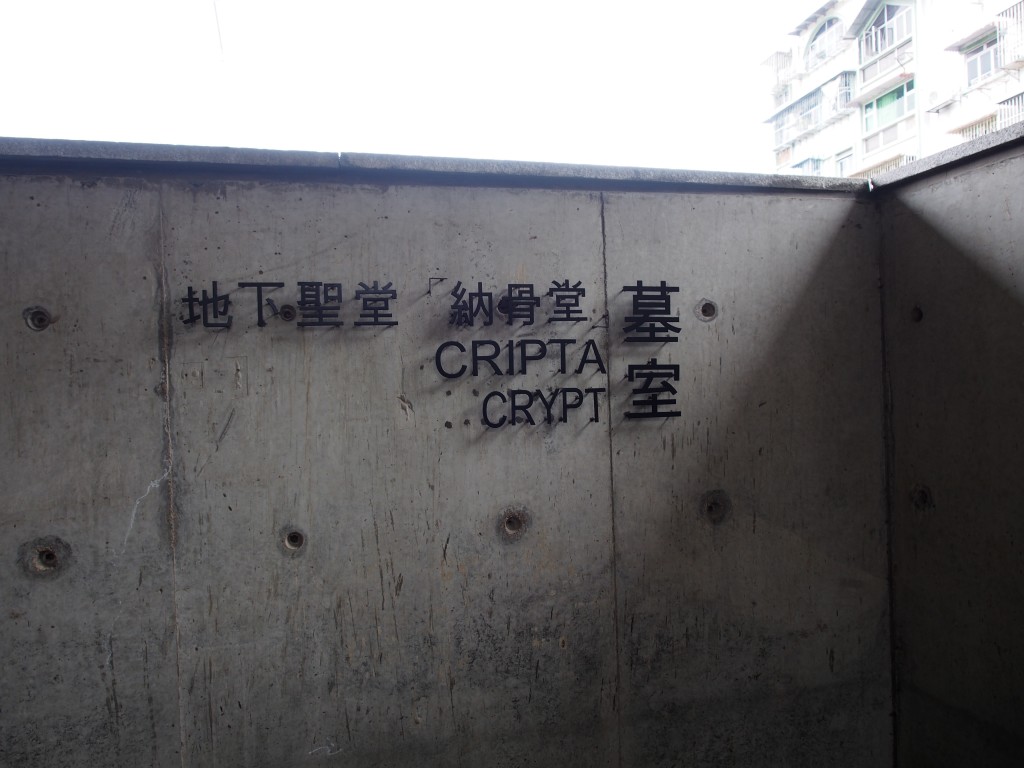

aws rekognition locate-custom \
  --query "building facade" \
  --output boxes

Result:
[767,0,1024,177]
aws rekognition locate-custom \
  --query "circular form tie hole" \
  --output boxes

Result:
[699,489,732,525]
[37,548,58,569]
[279,304,297,322]
[911,306,924,323]
[497,505,530,542]
[284,530,305,550]
[496,295,511,317]
[911,485,934,511]
[694,298,718,323]
[18,536,71,578]
[23,306,52,331]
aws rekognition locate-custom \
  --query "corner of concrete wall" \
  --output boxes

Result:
[878,142,1024,767]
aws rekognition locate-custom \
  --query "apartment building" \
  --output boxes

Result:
[767,0,1024,177]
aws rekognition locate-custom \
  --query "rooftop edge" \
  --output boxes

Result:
[0,137,865,194]
[1,126,1023,192]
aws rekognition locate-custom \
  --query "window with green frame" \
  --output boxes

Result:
[864,79,915,133]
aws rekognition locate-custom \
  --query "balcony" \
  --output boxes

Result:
[858,5,914,87]
[771,72,856,149]
[850,153,917,179]
[998,1,1024,69]
[860,6,913,63]
[765,50,795,89]
[765,31,857,104]
[806,19,846,72]
[997,92,1024,128]
[956,114,999,141]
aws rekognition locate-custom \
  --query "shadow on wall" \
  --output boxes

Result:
[881,194,1024,768]
[611,198,893,766]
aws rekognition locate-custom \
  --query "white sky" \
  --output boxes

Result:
[0,1,817,172]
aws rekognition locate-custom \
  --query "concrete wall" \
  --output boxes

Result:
[879,142,1024,766]
[2,141,893,767]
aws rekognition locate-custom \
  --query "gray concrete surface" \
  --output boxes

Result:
[1,134,1022,767]
[872,121,1024,188]
[0,137,867,193]
[879,141,1024,767]
[1,175,180,765]
[603,191,889,765]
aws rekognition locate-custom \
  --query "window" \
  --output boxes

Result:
[864,79,915,133]
[861,4,913,62]
[774,84,792,108]
[772,89,824,147]
[965,37,1000,86]
[806,18,845,69]
[793,158,823,177]
[835,150,853,177]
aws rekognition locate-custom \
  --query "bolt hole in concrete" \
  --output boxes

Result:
[37,548,58,568]
[699,490,732,524]
[23,306,52,331]
[911,485,934,510]
[279,304,297,322]
[18,536,71,578]
[694,298,718,322]
[911,305,924,322]
[279,526,308,556]
[498,505,530,541]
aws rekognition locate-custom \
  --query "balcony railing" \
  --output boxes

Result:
[957,114,999,141]
[766,50,795,86]
[998,2,1024,68]
[772,73,856,148]
[806,21,846,70]
[998,92,1024,128]
[851,154,918,179]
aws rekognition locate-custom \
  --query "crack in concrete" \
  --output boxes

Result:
[121,465,171,553]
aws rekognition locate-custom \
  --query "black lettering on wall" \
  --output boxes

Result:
[482,390,508,428]
[472,340,503,377]
[575,339,607,374]
[435,341,467,379]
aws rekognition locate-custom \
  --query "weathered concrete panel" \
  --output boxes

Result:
[0,142,896,767]
[604,192,890,766]
[163,182,618,766]
[0,177,181,766]
[881,146,1024,766]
